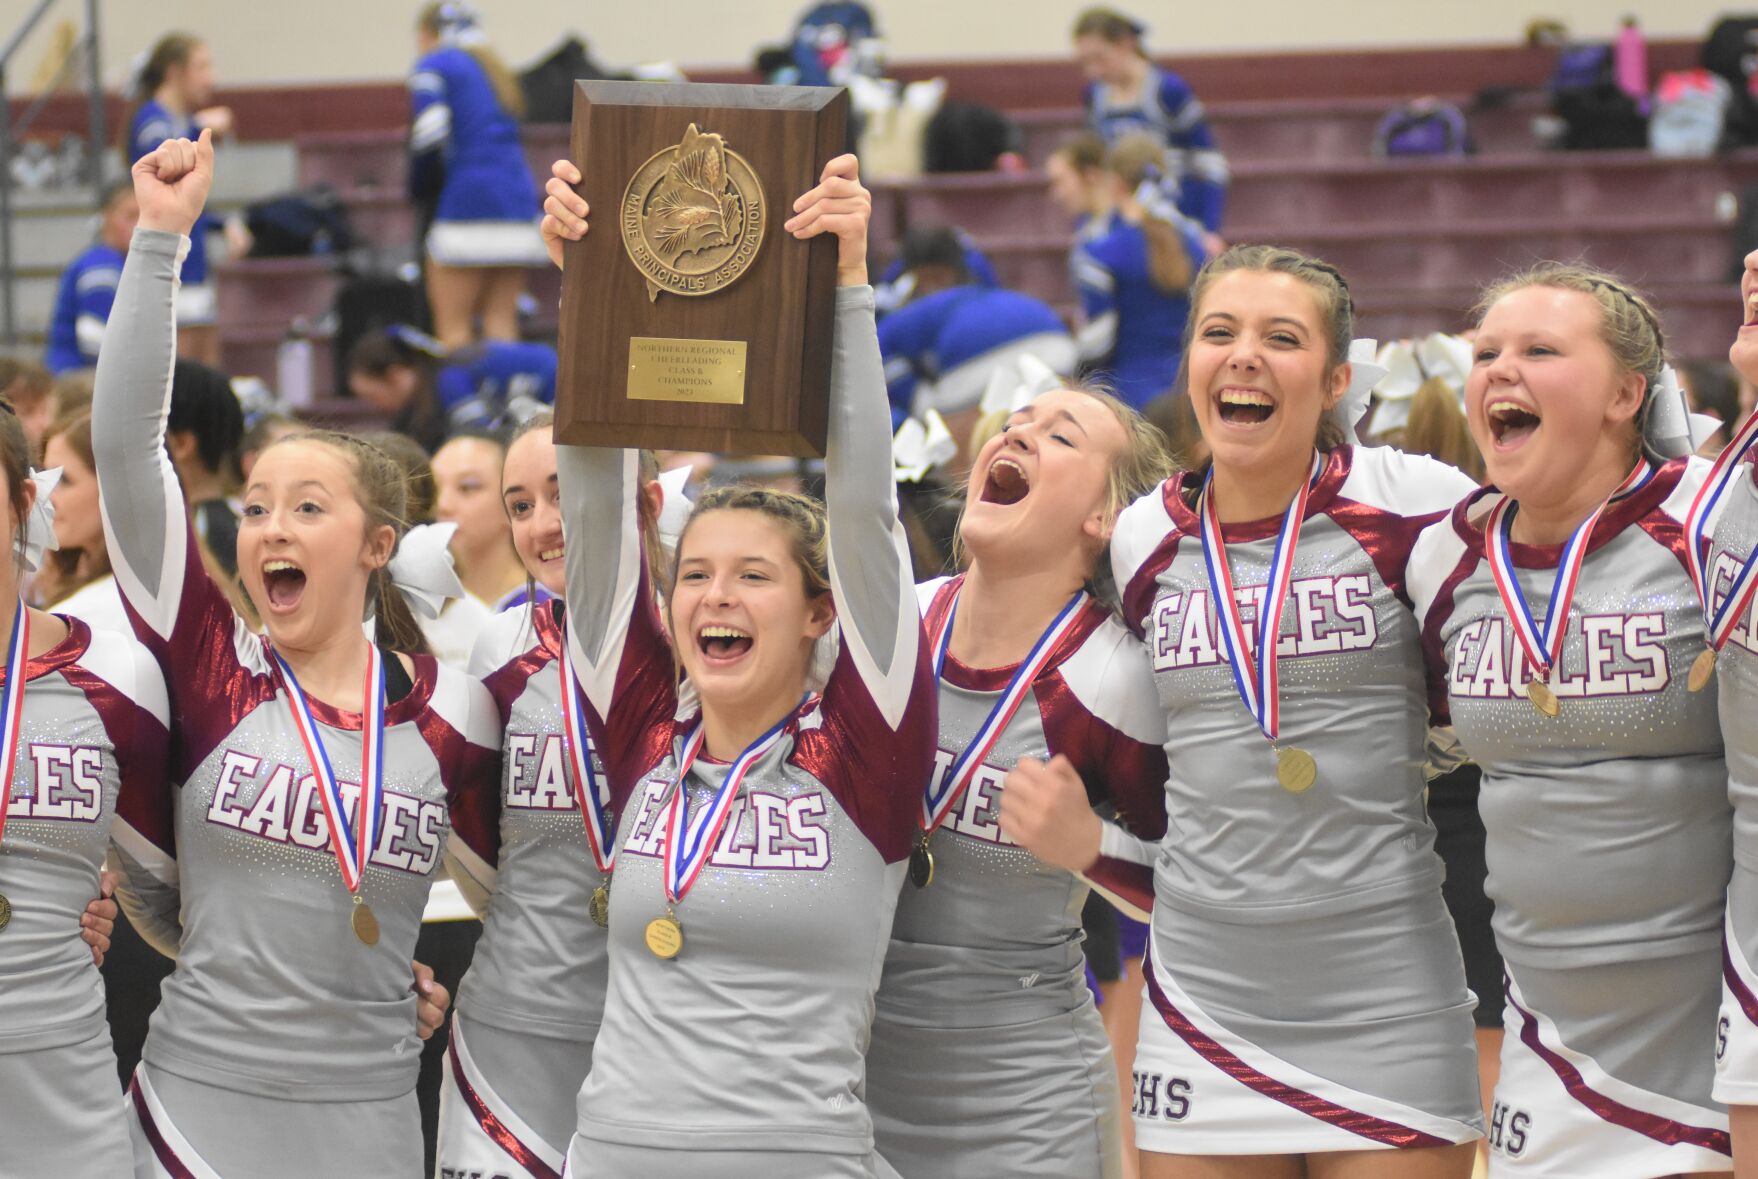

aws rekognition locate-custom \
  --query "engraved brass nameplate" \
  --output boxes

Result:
[627,337,748,405]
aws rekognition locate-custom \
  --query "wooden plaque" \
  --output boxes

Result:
[554,81,849,457]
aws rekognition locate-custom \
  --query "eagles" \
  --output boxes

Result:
[647,124,742,262]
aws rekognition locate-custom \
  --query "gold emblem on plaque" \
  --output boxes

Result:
[621,123,766,302]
